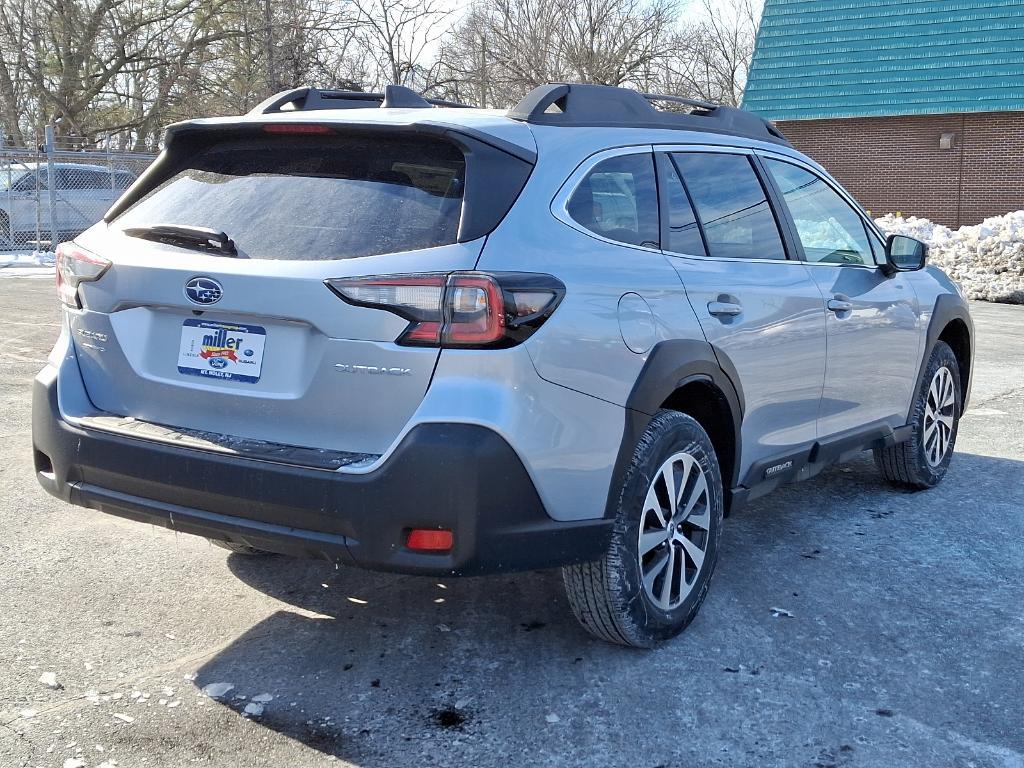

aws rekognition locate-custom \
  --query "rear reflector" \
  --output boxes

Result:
[407,529,454,552]
[262,123,333,134]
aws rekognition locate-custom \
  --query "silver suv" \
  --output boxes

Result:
[33,84,973,647]
[2,162,136,246]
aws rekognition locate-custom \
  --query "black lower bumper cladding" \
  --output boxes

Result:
[32,368,610,576]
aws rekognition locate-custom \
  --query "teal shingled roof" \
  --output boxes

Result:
[741,0,1024,120]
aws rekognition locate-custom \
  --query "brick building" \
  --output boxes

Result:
[741,0,1024,227]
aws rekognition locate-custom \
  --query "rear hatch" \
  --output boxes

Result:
[68,124,532,456]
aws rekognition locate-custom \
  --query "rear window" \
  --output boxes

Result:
[114,134,465,260]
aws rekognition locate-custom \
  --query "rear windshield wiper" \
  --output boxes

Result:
[122,224,245,258]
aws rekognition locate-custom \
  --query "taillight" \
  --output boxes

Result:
[325,272,564,349]
[55,242,111,309]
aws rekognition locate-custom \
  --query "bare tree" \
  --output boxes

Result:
[347,0,452,88]
[0,0,763,150]
[434,0,678,108]
[662,0,759,106]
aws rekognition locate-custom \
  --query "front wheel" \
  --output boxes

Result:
[562,410,724,648]
[874,340,962,489]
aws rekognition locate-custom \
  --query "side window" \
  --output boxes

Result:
[11,171,45,192]
[567,153,659,248]
[672,152,787,260]
[655,154,706,257]
[764,159,872,266]
[55,168,78,190]
[867,228,886,265]
[58,168,105,190]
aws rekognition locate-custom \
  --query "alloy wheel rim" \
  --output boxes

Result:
[923,365,956,467]
[638,451,711,610]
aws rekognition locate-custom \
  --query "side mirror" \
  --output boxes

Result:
[882,234,927,275]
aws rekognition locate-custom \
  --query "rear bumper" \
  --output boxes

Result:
[32,365,611,576]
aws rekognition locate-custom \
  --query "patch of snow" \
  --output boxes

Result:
[251,693,274,704]
[62,759,86,768]
[243,702,265,717]
[201,682,234,699]
[545,713,560,723]
[38,671,61,689]
[0,249,55,277]
[19,708,38,719]
[111,712,135,723]
[167,700,182,708]
[876,211,1024,304]
[769,607,794,618]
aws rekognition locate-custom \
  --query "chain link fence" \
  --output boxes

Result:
[1,141,156,253]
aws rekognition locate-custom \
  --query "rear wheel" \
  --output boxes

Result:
[208,539,273,556]
[874,340,961,489]
[562,410,724,648]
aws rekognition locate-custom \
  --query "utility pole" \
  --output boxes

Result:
[263,0,276,92]
[479,33,488,108]
[44,125,57,253]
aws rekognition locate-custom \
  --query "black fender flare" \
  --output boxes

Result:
[914,292,974,418]
[605,339,744,518]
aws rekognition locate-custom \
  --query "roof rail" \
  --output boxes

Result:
[508,83,789,146]
[250,85,473,115]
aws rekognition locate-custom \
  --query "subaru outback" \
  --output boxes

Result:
[32,83,973,647]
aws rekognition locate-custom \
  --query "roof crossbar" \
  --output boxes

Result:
[250,85,472,115]
[640,93,718,112]
[508,83,790,146]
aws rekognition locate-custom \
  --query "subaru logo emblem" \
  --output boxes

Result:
[184,277,223,305]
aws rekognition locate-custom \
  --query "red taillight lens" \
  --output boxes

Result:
[443,274,506,346]
[55,242,111,309]
[406,529,453,552]
[326,272,564,349]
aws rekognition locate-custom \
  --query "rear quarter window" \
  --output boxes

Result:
[114,134,466,260]
[566,153,659,248]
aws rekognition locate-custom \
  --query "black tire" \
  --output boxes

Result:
[874,340,961,490]
[208,539,274,556]
[562,410,724,648]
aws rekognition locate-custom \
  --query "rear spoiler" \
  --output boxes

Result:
[103,120,536,244]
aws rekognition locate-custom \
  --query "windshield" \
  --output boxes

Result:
[114,133,465,260]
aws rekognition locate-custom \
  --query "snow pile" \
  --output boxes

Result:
[0,248,55,277]
[875,211,1024,304]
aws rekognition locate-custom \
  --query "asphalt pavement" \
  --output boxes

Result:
[1,277,1021,768]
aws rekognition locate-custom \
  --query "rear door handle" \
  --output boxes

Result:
[827,297,853,313]
[707,301,742,317]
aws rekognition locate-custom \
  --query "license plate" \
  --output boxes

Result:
[177,319,266,384]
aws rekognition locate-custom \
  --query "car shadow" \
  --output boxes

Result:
[194,450,1024,766]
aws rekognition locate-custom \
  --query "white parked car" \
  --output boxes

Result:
[1,162,136,246]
